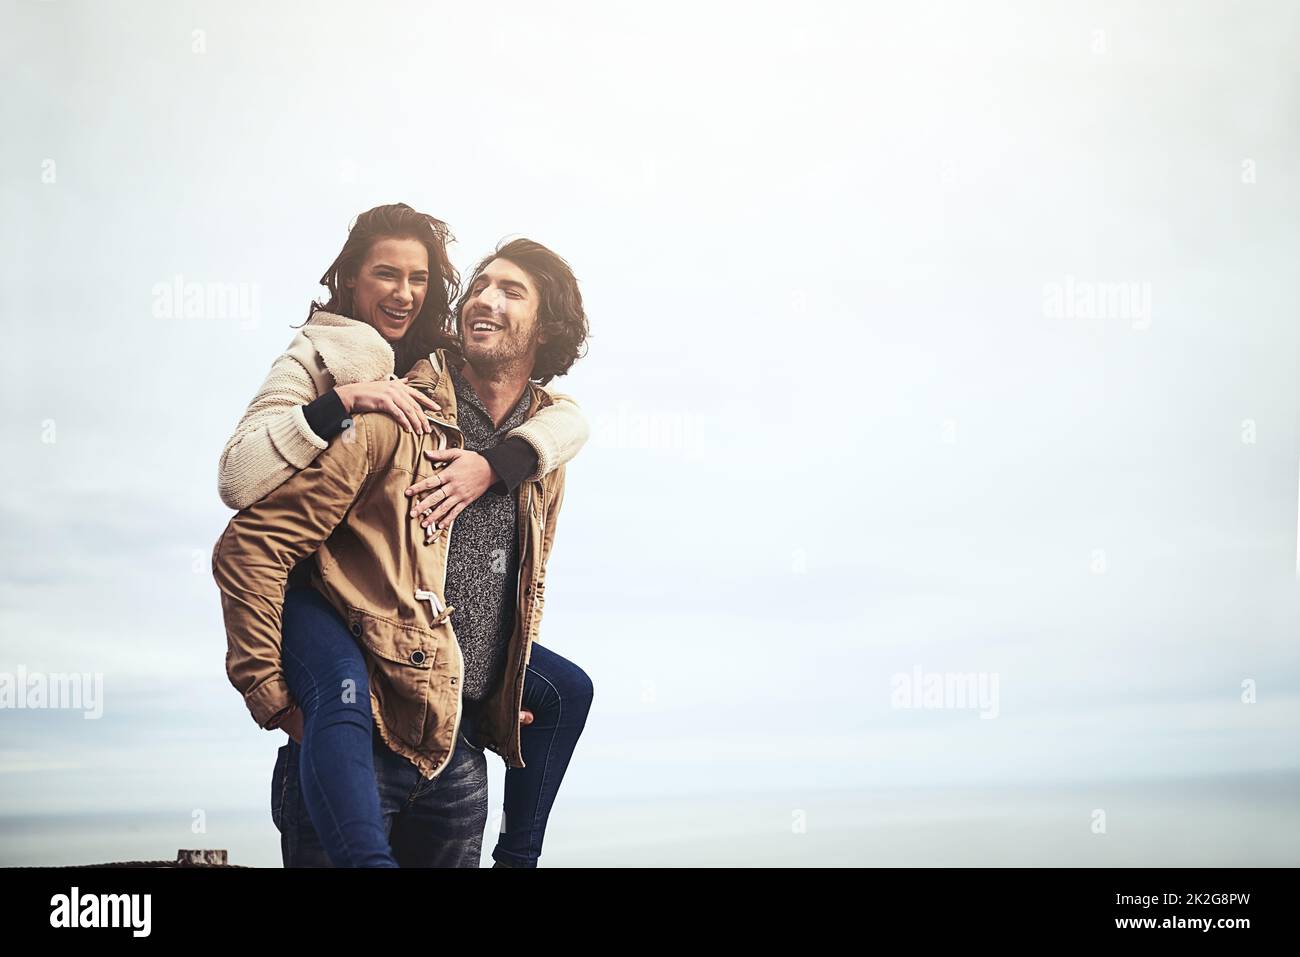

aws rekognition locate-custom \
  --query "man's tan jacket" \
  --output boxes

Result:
[212,348,565,778]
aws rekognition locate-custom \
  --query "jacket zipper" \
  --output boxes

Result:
[515,483,533,625]
[508,481,535,766]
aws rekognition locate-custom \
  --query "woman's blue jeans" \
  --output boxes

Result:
[280,584,397,867]
[490,637,595,867]
[277,583,593,867]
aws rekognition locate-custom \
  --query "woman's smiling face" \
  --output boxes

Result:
[344,236,430,342]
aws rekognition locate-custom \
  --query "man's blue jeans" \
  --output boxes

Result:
[276,584,488,867]
[492,640,594,867]
[273,723,489,868]
[275,583,591,867]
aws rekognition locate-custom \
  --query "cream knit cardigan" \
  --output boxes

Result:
[217,310,589,510]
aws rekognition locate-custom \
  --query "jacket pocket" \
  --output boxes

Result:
[344,606,437,745]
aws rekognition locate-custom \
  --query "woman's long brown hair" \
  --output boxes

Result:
[301,203,462,374]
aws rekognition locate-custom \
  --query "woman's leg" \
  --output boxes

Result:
[281,584,398,867]
[491,642,594,868]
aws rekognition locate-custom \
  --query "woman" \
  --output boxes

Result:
[219,203,592,867]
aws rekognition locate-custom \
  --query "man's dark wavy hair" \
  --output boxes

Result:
[301,203,461,375]
[452,238,589,384]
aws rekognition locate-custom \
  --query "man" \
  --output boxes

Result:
[214,238,588,866]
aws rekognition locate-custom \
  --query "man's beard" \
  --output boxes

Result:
[460,324,537,378]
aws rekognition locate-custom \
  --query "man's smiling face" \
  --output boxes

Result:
[459,257,545,373]
[344,236,430,343]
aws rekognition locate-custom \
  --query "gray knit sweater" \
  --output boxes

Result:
[443,363,533,702]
